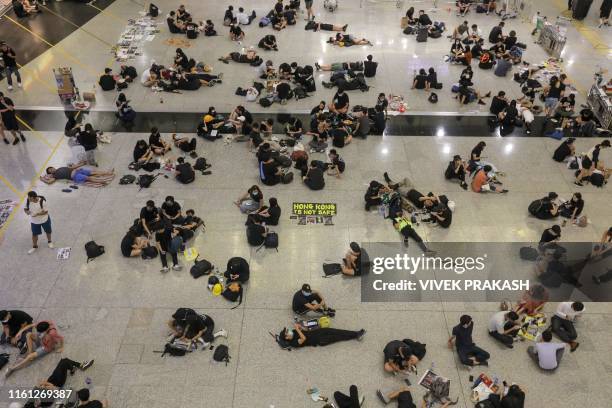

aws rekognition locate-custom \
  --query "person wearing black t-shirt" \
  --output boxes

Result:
[490,91,509,116]
[248,122,264,151]
[155,223,182,272]
[417,10,432,27]
[246,217,267,246]
[76,388,108,408]
[175,157,195,184]
[149,127,171,155]
[327,149,346,178]
[0,309,33,345]
[488,21,505,43]
[38,358,94,390]
[120,230,148,257]
[98,68,116,91]
[161,196,183,224]
[331,88,349,113]
[292,284,336,316]
[552,138,575,162]
[411,69,429,90]
[425,206,452,228]
[276,81,292,104]
[539,225,561,253]
[448,315,490,366]
[303,161,325,190]
[77,123,98,166]
[0,42,22,90]
[0,92,26,145]
[445,155,468,190]
[280,324,365,348]
[363,55,378,78]
[331,127,352,148]
[260,157,282,186]
[139,200,160,236]
[545,76,563,117]
[559,193,584,222]
[371,105,386,135]
[253,197,281,225]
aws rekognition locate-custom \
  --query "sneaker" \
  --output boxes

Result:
[172,264,182,271]
[356,329,366,341]
[48,242,54,249]
[403,238,409,247]
[160,266,169,273]
[80,360,94,370]
[574,181,583,187]
[28,247,37,254]
[20,134,25,142]
[17,82,22,88]
[215,329,228,338]
[7,85,13,91]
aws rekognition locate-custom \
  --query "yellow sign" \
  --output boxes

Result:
[292,202,337,216]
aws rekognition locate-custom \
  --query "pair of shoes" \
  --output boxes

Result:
[383,171,391,183]
[356,329,366,341]
[48,242,54,249]
[80,360,94,370]
[215,329,229,339]
[7,85,13,91]
[160,266,169,273]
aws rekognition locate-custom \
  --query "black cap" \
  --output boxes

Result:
[301,284,311,293]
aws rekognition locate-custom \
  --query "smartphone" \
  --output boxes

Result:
[469,375,474,382]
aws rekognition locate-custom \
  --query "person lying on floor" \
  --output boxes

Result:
[172,134,197,158]
[292,283,336,317]
[26,358,94,391]
[328,33,373,46]
[314,61,364,72]
[279,323,365,348]
[44,165,115,187]
[447,314,490,367]
[4,321,64,377]
[392,213,435,254]
[218,48,259,64]
[167,308,227,348]
[307,22,348,32]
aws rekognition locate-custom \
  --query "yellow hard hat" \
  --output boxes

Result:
[212,283,223,296]
[204,114,214,123]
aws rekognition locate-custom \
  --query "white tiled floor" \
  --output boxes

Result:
[0,130,611,407]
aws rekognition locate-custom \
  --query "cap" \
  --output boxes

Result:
[301,284,311,293]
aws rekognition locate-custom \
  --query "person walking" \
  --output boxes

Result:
[0,42,22,91]
[0,92,26,145]
[305,0,315,21]
[24,191,53,254]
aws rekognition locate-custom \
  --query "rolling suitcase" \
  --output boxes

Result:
[572,0,593,20]
[416,26,428,42]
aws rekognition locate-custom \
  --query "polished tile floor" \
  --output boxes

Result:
[1,0,610,114]
[0,130,611,407]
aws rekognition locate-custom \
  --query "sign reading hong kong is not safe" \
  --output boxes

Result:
[292,202,337,216]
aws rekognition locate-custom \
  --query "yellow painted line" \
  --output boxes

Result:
[552,0,610,56]
[15,116,54,149]
[39,4,115,48]
[87,2,125,24]
[0,174,22,197]
[0,135,64,239]
[4,15,99,76]
[16,63,57,94]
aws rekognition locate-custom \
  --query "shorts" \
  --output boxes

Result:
[35,346,50,358]
[545,97,559,110]
[305,0,313,7]
[74,168,92,184]
[31,217,52,236]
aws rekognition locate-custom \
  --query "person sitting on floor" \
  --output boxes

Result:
[448,315,490,367]
[149,127,171,155]
[411,68,430,91]
[445,155,468,190]
[531,192,560,219]
[251,197,281,226]
[120,229,149,257]
[383,338,426,374]
[229,23,245,41]
[341,242,366,276]
[175,157,195,184]
[76,388,109,408]
[303,160,326,190]
[167,11,186,33]
[44,165,115,187]
[471,165,508,193]
[161,196,184,225]
[98,68,116,91]
[279,324,365,348]
[515,284,549,316]
[488,310,521,348]
[4,321,64,377]
[258,34,278,51]
[221,257,249,284]
[456,83,491,105]
[551,301,583,352]
[132,139,154,165]
[167,308,227,347]
[292,283,336,317]
[246,215,268,246]
[327,149,346,178]
[234,185,264,213]
[528,329,566,371]
[172,134,197,157]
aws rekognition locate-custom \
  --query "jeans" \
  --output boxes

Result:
[528,345,564,370]
[160,251,178,268]
[551,315,577,343]
[4,66,21,86]
[457,344,490,365]
[334,385,360,408]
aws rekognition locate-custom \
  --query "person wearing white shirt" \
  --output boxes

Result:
[527,330,566,370]
[487,311,521,348]
[551,301,583,351]
[235,7,256,25]
[24,191,53,254]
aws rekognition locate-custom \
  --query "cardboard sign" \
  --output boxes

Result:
[292,202,337,216]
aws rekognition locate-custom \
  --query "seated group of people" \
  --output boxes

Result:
[256,0,299,30]
[98,65,138,92]
[167,4,218,37]
[552,139,611,188]
[140,54,223,93]
[121,198,204,273]
[444,141,508,193]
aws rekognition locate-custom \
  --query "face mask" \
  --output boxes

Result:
[302,291,311,297]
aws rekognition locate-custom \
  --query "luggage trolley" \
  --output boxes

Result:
[53,67,78,104]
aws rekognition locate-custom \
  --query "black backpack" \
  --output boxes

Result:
[293,86,309,100]
[402,338,427,360]
[265,232,279,250]
[221,283,244,309]
[0,353,9,370]
[190,257,213,279]
[260,97,273,107]
[428,92,438,103]
[84,241,105,263]
[213,344,230,365]
[160,342,187,357]
[137,174,156,189]
[119,174,136,185]
[528,199,543,217]
[149,3,159,17]
[141,245,158,259]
